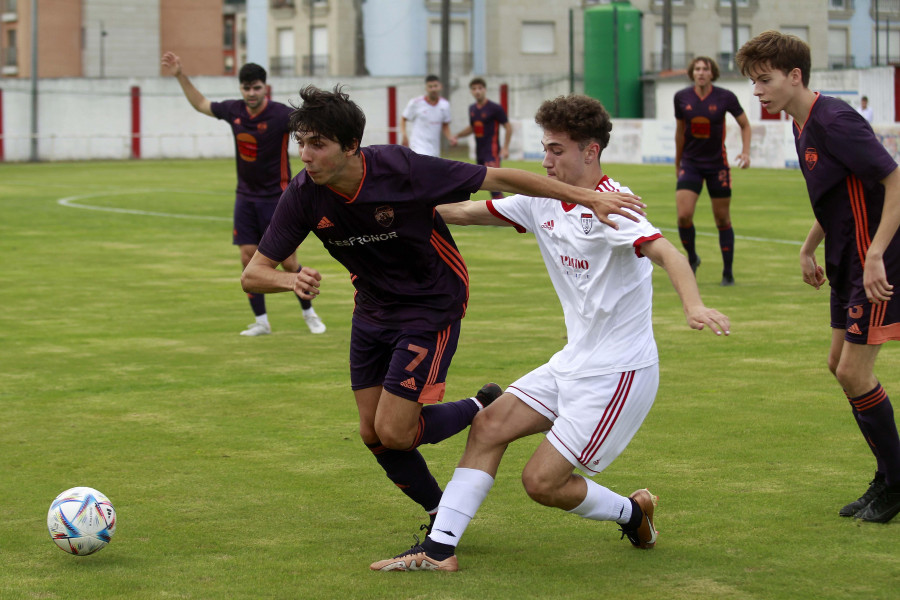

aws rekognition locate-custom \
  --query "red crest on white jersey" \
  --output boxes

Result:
[581,213,593,234]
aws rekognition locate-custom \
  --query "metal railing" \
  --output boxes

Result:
[302,54,329,76]
[648,52,693,71]
[270,55,295,76]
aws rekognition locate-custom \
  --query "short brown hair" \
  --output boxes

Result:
[534,94,612,155]
[736,30,811,87]
[688,56,719,82]
[469,77,487,89]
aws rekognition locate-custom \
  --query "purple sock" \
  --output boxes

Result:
[718,226,735,277]
[678,225,697,263]
[247,293,266,316]
[848,384,900,487]
[366,442,443,512]
[408,398,479,449]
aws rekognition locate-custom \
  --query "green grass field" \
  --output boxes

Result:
[2,158,899,599]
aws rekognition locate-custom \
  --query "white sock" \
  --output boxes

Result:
[567,475,631,524]
[302,307,317,318]
[255,314,269,326]
[428,467,494,548]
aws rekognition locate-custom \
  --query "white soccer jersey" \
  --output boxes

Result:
[487,176,663,379]
[402,96,452,157]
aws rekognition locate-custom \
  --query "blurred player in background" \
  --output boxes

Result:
[674,56,752,286]
[455,77,513,199]
[400,75,457,156]
[738,31,900,523]
[241,85,647,534]
[160,51,325,337]
[371,94,731,572]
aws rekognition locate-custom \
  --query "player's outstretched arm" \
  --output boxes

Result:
[437,200,511,227]
[242,251,322,298]
[641,237,731,336]
[481,167,645,229]
[735,113,751,169]
[865,166,900,303]
[799,221,826,290]
[161,52,214,117]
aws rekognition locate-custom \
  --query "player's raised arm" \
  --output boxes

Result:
[480,167,645,229]
[161,52,214,117]
[640,236,731,336]
[437,200,512,227]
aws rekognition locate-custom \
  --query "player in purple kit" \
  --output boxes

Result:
[455,78,513,199]
[674,56,751,286]
[241,85,646,531]
[737,31,900,522]
[161,52,325,337]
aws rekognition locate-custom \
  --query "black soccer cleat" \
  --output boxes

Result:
[689,255,701,274]
[720,273,735,286]
[840,473,886,517]
[474,383,502,410]
[855,486,900,523]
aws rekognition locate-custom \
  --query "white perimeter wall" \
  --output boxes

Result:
[1,67,898,168]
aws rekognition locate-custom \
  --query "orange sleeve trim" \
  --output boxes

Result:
[280,134,290,190]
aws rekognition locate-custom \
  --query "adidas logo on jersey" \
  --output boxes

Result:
[400,377,418,391]
[541,220,554,231]
[848,323,863,335]
[317,216,335,229]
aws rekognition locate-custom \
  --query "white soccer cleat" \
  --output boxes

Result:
[240,322,271,337]
[303,313,326,334]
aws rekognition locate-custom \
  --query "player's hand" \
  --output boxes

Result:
[161,52,182,77]
[735,153,750,169]
[800,252,826,290]
[449,136,458,147]
[578,191,646,229]
[501,148,509,160]
[294,266,322,298]
[685,306,731,336]
[863,254,894,303]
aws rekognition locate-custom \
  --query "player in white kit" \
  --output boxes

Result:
[371,94,731,572]
[401,75,457,156]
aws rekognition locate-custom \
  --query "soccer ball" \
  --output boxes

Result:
[47,487,117,555]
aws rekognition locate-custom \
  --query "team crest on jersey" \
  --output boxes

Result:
[709,104,718,113]
[258,122,268,132]
[374,206,395,227]
[234,118,241,125]
[581,213,593,234]
[805,147,818,170]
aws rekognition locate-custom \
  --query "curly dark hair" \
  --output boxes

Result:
[534,94,612,155]
[687,56,720,82]
[289,85,366,154]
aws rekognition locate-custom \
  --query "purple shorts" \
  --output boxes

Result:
[831,287,900,345]
[676,161,732,198]
[349,317,461,404]
[232,194,280,246]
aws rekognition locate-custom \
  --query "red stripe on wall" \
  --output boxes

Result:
[388,86,397,145]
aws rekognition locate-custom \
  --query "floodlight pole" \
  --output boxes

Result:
[440,0,450,91]
[29,0,38,162]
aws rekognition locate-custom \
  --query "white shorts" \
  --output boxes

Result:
[507,363,659,476]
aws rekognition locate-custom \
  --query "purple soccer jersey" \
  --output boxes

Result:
[468,100,508,165]
[258,145,487,330]
[210,99,293,199]
[674,85,745,169]
[795,93,899,297]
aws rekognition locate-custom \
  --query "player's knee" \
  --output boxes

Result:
[521,468,556,507]
[676,215,693,228]
[374,424,414,450]
[469,409,509,447]
[827,353,840,377]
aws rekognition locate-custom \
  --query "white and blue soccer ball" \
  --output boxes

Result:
[47,487,117,555]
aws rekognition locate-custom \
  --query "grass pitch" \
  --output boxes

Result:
[1,158,899,599]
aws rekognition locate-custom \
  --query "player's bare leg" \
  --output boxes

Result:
[711,195,735,285]
[676,189,701,273]
[522,438,657,549]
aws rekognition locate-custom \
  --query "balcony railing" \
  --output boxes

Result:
[425,52,473,75]
[828,54,855,69]
[302,54,329,76]
[648,52,693,71]
[270,55,295,76]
